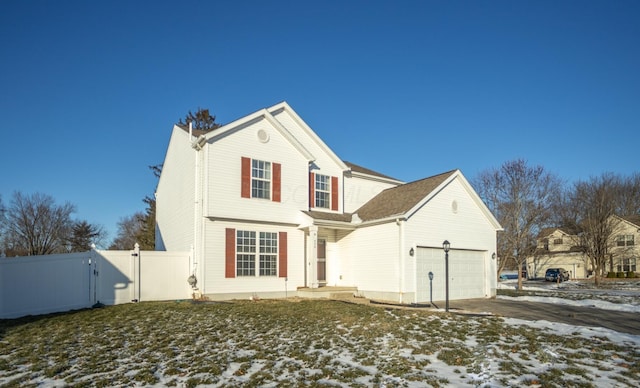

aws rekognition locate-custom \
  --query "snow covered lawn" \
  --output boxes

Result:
[1,298,638,387]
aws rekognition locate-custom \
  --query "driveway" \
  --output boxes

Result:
[445,298,640,335]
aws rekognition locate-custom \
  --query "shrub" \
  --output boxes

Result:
[606,272,617,278]
[627,271,636,278]
[616,272,626,278]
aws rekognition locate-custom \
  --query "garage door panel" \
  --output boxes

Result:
[416,248,485,303]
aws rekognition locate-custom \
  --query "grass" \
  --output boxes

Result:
[0,299,638,387]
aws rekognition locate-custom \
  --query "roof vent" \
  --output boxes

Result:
[257,129,270,143]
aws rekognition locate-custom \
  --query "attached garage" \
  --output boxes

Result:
[415,247,488,303]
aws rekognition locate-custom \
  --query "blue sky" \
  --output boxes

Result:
[1,1,638,243]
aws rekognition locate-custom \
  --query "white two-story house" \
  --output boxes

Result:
[155,102,501,303]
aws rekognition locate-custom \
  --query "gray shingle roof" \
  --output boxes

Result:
[621,215,640,227]
[355,170,457,222]
[343,161,400,181]
[303,211,353,222]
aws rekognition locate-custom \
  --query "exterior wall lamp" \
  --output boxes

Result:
[443,240,450,312]
[409,247,415,256]
[492,252,496,260]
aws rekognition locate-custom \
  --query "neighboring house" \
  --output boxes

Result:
[155,102,502,303]
[611,215,640,273]
[527,227,590,279]
[527,215,640,279]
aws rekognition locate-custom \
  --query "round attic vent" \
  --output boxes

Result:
[257,129,270,143]
[451,200,458,214]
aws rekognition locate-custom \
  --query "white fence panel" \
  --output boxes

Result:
[140,251,191,301]
[1,249,192,319]
[94,250,135,306]
[0,252,94,319]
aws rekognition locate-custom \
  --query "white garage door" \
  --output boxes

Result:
[416,248,486,303]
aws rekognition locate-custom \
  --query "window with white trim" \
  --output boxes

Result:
[616,235,635,247]
[315,174,330,209]
[236,230,278,277]
[236,230,256,276]
[252,159,271,199]
[617,258,637,272]
[259,232,278,276]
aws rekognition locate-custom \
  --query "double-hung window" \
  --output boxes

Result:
[315,174,331,209]
[259,232,278,276]
[236,231,256,276]
[617,235,635,247]
[617,258,637,272]
[251,159,271,200]
[236,230,278,277]
[242,157,281,202]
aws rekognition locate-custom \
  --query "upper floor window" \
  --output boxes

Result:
[309,172,338,211]
[251,159,271,200]
[241,157,281,202]
[617,235,635,247]
[553,238,563,245]
[315,174,331,209]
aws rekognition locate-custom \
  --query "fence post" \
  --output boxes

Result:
[132,243,141,302]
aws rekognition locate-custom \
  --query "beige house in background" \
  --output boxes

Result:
[527,227,589,279]
[612,215,640,273]
[526,215,640,279]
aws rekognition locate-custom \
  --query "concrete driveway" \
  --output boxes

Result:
[444,298,640,336]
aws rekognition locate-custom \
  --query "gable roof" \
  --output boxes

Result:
[343,161,402,182]
[269,102,349,172]
[194,103,316,162]
[537,227,577,239]
[619,215,640,228]
[355,170,456,222]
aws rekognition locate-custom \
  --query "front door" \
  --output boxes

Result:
[317,239,326,284]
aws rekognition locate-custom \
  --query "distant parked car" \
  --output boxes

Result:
[545,268,570,282]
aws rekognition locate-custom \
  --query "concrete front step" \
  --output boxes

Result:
[297,286,357,300]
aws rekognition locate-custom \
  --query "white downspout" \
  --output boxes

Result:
[397,218,404,304]
[191,122,200,295]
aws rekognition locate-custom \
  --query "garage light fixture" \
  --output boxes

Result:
[492,252,496,260]
[409,247,414,256]
[442,240,450,312]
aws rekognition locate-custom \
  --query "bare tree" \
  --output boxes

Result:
[109,212,145,250]
[474,159,562,290]
[562,173,635,285]
[2,192,75,256]
[615,172,640,216]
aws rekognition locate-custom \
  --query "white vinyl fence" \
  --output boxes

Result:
[0,246,191,319]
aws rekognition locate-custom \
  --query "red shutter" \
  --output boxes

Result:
[241,157,251,198]
[331,176,339,211]
[225,228,236,278]
[279,231,287,278]
[272,163,281,202]
[309,172,315,208]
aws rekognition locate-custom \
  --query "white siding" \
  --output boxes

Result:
[403,176,497,299]
[202,220,306,298]
[155,127,196,251]
[206,118,310,224]
[337,222,399,295]
[270,108,346,211]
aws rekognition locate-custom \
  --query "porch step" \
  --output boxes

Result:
[297,286,357,300]
[329,291,356,300]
